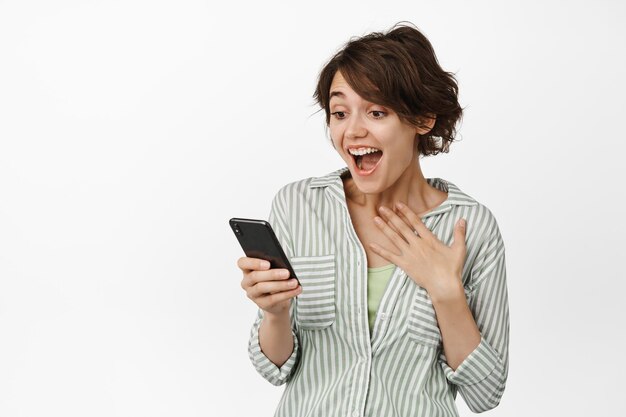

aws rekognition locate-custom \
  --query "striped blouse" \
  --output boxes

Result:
[247,166,510,417]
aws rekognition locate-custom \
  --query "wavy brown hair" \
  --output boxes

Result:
[312,21,465,157]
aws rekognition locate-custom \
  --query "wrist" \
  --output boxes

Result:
[428,279,465,304]
[263,310,291,324]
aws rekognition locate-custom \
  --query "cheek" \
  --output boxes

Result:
[387,141,416,165]
[329,127,342,146]
[329,133,339,149]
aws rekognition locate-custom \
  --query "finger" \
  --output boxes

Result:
[394,208,427,242]
[252,279,300,300]
[237,257,271,272]
[452,217,467,249]
[393,205,412,227]
[373,214,408,252]
[378,205,419,244]
[249,268,292,285]
[394,202,436,241]
[380,208,403,237]
[258,286,302,309]
[249,277,299,299]
[369,241,400,264]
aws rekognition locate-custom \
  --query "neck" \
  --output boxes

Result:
[343,157,441,219]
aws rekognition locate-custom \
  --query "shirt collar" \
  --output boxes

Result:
[309,166,478,210]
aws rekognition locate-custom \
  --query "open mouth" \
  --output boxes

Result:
[350,149,383,174]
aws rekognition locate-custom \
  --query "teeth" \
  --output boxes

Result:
[348,147,381,156]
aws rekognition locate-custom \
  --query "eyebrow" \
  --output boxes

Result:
[329,90,377,107]
[329,91,345,101]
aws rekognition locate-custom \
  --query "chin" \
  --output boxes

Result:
[353,178,385,193]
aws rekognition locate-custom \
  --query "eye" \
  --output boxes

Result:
[330,111,346,119]
[371,110,386,119]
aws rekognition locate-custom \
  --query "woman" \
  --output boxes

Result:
[237,22,509,417]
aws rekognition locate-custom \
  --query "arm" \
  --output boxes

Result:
[430,287,481,371]
[258,308,296,368]
[247,190,301,386]
[248,299,300,386]
[433,224,510,413]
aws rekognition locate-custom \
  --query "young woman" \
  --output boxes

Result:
[237,22,510,417]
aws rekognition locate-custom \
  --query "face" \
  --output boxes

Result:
[328,70,430,193]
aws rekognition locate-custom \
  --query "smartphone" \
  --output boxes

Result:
[229,217,299,286]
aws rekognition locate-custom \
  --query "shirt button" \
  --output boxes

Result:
[380,312,387,320]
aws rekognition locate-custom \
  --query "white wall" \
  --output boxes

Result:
[1,0,624,416]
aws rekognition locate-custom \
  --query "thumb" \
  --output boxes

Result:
[454,218,467,248]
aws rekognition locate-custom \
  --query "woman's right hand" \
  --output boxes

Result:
[238,257,302,318]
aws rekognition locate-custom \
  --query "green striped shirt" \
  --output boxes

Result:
[248,166,509,417]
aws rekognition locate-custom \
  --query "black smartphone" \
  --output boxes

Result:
[229,217,299,286]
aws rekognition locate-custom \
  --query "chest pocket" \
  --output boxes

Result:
[406,286,443,349]
[291,254,336,330]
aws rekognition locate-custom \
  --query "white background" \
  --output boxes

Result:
[1,1,625,416]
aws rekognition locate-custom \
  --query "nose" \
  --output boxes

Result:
[345,112,367,139]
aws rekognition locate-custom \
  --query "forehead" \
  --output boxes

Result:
[329,71,365,103]
[330,70,348,88]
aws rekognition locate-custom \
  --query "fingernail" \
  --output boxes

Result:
[262,261,271,269]
[281,270,290,277]
[459,218,466,228]
[396,201,404,209]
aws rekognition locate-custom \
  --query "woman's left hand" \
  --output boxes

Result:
[369,202,467,296]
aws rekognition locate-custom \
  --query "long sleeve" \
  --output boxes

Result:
[246,189,301,386]
[248,300,300,386]
[438,222,510,413]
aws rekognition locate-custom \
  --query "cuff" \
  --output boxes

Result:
[248,326,299,386]
[439,336,500,386]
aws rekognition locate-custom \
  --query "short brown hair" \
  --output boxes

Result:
[312,21,465,157]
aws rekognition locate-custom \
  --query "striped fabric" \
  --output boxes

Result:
[247,166,509,417]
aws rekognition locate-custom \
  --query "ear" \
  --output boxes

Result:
[414,113,437,135]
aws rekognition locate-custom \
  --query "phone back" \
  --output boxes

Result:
[229,217,297,281]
